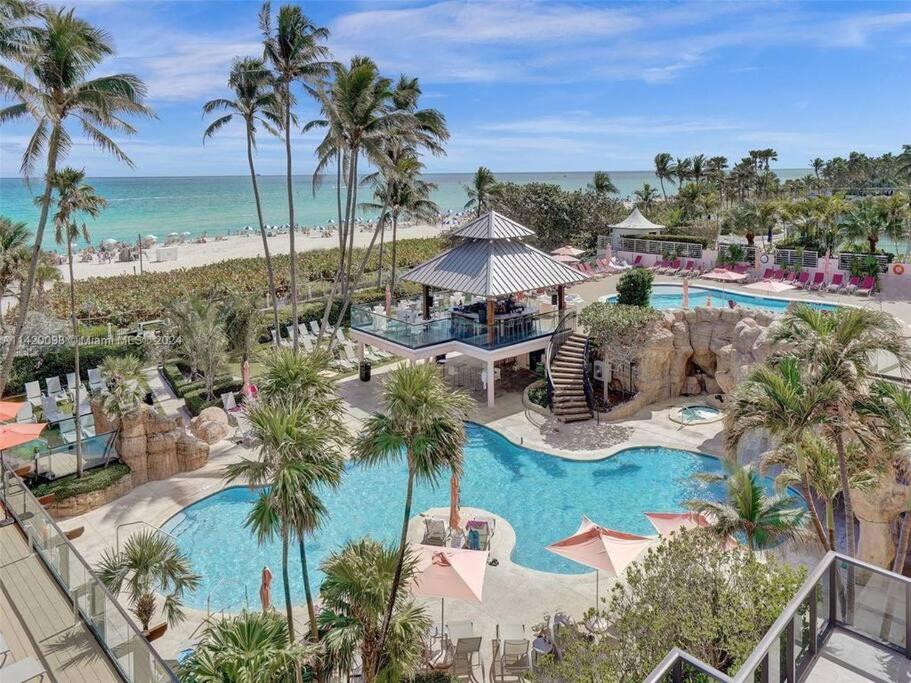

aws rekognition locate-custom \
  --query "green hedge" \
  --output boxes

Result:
[630,234,711,248]
[184,379,244,416]
[4,343,150,398]
[31,463,131,500]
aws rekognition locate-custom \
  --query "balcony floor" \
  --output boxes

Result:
[806,628,911,682]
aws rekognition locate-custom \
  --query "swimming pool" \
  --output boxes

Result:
[162,424,776,610]
[599,284,837,313]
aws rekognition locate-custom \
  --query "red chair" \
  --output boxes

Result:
[796,271,810,287]
[632,255,642,266]
[772,269,784,281]
[856,276,876,296]
[761,268,774,280]
[808,272,824,290]
[843,275,861,293]
[784,271,797,283]
[826,273,844,292]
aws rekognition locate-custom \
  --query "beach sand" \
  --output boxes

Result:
[60,221,445,281]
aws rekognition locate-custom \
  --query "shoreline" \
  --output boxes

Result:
[57,221,447,281]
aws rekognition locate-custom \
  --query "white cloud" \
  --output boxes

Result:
[479,115,738,137]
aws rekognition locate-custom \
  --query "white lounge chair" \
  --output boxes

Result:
[422,516,448,545]
[341,342,359,366]
[300,335,314,353]
[308,320,321,337]
[270,329,287,347]
[41,396,65,423]
[16,402,35,423]
[59,418,79,444]
[66,373,86,401]
[87,367,105,392]
[296,322,312,340]
[0,655,46,681]
[45,376,67,402]
[24,381,42,408]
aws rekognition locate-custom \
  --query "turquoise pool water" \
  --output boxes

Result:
[162,424,776,610]
[679,405,721,423]
[599,284,837,313]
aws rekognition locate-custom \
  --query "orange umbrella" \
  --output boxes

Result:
[0,401,25,422]
[0,422,46,451]
[547,516,651,609]
[449,473,461,532]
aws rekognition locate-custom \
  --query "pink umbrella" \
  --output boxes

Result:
[702,268,747,282]
[546,516,651,608]
[645,512,738,550]
[259,566,273,613]
[551,245,585,257]
[411,545,488,628]
[743,280,797,293]
[552,253,580,264]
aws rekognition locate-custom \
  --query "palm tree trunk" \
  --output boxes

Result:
[344,156,359,292]
[389,214,398,293]
[283,89,299,353]
[373,466,415,678]
[826,499,836,550]
[340,154,358,302]
[337,153,345,253]
[281,525,295,642]
[376,219,385,289]
[834,428,855,623]
[298,537,319,642]
[0,128,60,397]
[246,121,281,344]
[879,510,911,640]
[658,176,667,201]
[800,475,829,551]
[67,241,83,478]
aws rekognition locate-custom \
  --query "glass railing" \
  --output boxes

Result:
[351,301,562,351]
[5,430,117,480]
[644,552,911,683]
[0,461,177,682]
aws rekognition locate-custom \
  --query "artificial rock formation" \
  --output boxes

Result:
[852,471,911,570]
[189,406,232,445]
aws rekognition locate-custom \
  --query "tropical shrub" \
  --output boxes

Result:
[533,532,805,682]
[183,381,243,416]
[527,382,550,408]
[615,268,654,307]
[31,462,130,499]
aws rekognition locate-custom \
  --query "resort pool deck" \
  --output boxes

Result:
[161,422,783,611]
[599,283,839,313]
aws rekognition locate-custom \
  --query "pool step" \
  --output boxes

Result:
[549,333,593,423]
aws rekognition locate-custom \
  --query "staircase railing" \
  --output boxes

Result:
[581,335,594,416]
[544,310,577,408]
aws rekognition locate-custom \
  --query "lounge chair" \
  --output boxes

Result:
[630,255,642,267]
[650,259,666,272]
[826,273,844,292]
[308,320,322,337]
[807,272,824,290]
[221,392,242,413]
[24,381,43,408]
[761,268,774,280]
[771,269,784,281]
[422,516,448,545]
[41,396,64,423]
[679,260,697,277]
[45,376,67,402]
[283,325,298,343]
[796,271,810,288]
[492,625,531,681]
[0,655,46,681]
[664,259,682,275]
[87,367,105,392]
[296,322,312,340]
[432,636,483,681]
[16,402,35,423]
[465,518,494,551]
[270,329,286,347]
[842,275,861,293]
[300,334,314,353]
[58,418,79,444]
[783,271,797,284]
[856,275,876,296]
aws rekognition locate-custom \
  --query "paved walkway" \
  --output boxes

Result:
[807,628,911,682]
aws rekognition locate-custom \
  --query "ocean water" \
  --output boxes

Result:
[160,422,789,611]
[0,170,807,248]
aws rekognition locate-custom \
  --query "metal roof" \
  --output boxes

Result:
[608,207,664,232]
[402,238,588,297]
[452,211,536,240]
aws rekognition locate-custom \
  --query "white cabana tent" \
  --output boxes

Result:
[609,208,665,250]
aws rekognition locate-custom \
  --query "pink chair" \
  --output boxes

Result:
[772,269,784,281]
[632,255,642,267]
[843,275,861,293]
[796,271,810,288]
[807,272,824,290]
[784,271,797,283]
[826,273,844,292]
[856,276,876,296]
[761,268,774,280]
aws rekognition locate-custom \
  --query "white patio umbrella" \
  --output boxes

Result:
[551,245,585,257]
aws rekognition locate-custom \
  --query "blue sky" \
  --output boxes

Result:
[1,0,910,177]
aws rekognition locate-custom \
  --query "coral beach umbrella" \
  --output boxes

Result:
[411,545,488,630]
[0,401,26,422]
[551,245,585,257]
[0,422,46,451]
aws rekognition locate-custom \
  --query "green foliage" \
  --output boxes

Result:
[533,532,805,681]
[491,182,627,251]
[184,380,243,416]
[527,382,550,408]
[615,268,654,307]
[4,342,150,397]
[45,237,442,327]
[31,463,131,500]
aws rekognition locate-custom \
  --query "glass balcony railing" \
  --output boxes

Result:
[351,301,563,351]
[0,460,177,682]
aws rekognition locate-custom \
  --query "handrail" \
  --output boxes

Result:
[544,310,576,409]
[642,648,732,683]
[581,335,594,415]
[116,520,177,553]
[0,459,177,682]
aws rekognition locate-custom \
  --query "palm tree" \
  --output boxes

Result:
[690,154,705,182]
[223,294,263,367]
[634,183,659,211]
[653,152,673,200]
[260,1,332,351]
[0,0,39,58]
[688,463,807,552]
[167,297,227,400]
[724,358,840,550]
[319,539,430,683]
[97,354,147,464]
[203,57,283,341]
[588,170,617,194]
[771,304,911,562]
[180,610,318,682]
[96,529,200,632]
[840,197,894,253]
[811,157,825,180]
[0,216,31,314]
[0,7,153,397]
[464,166,498,217]
[48,168,105,478]
[353,364,473,676]
[672,157,692,187]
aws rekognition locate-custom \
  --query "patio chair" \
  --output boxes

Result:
[465,518,495,551]
[650,259,665,272]
[771,269,784,281]
[58,418,79,444]
[492,625,531,681]
[16,402,35,423]
[761,268,774,280]
[665,259,682,275]
[449,636,484,682]
[0,655,46,682]
[826,273,844,292]
[283,325,297,343]
[856,276,876,296]
[300,334,315,353]
[24,381,42,408]
[270,329,286,347]
[422,516,448,545]
[308,320,321,337]
[87,367,105,392]
[221,392,242,413]
[842,275,861,293]
[783,271,797,284]
[45,376,67,402]
[296,322,312,340]
[41,396,65,423]
[796,271,810,288]
[808,272,825,290]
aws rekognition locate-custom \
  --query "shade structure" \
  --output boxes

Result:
[0,422,46,450]
[547,516,651,614]
[551,245,585,257]
[0,401,26,422]
[702,268,747,282]
[645,511,712,536]
[552,253,580,264]
[608,207,664,234]
[743,280,797,293]
[452,210,535,240]
[412,545,488,628]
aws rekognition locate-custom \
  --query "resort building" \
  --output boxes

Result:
[349,211,588,407]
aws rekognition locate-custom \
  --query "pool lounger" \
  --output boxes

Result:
[1,656,47,681]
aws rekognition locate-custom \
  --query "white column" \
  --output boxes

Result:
[486,359,495,407]
[357,341,364,363]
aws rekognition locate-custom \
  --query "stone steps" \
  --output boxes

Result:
[549,333,593,422]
